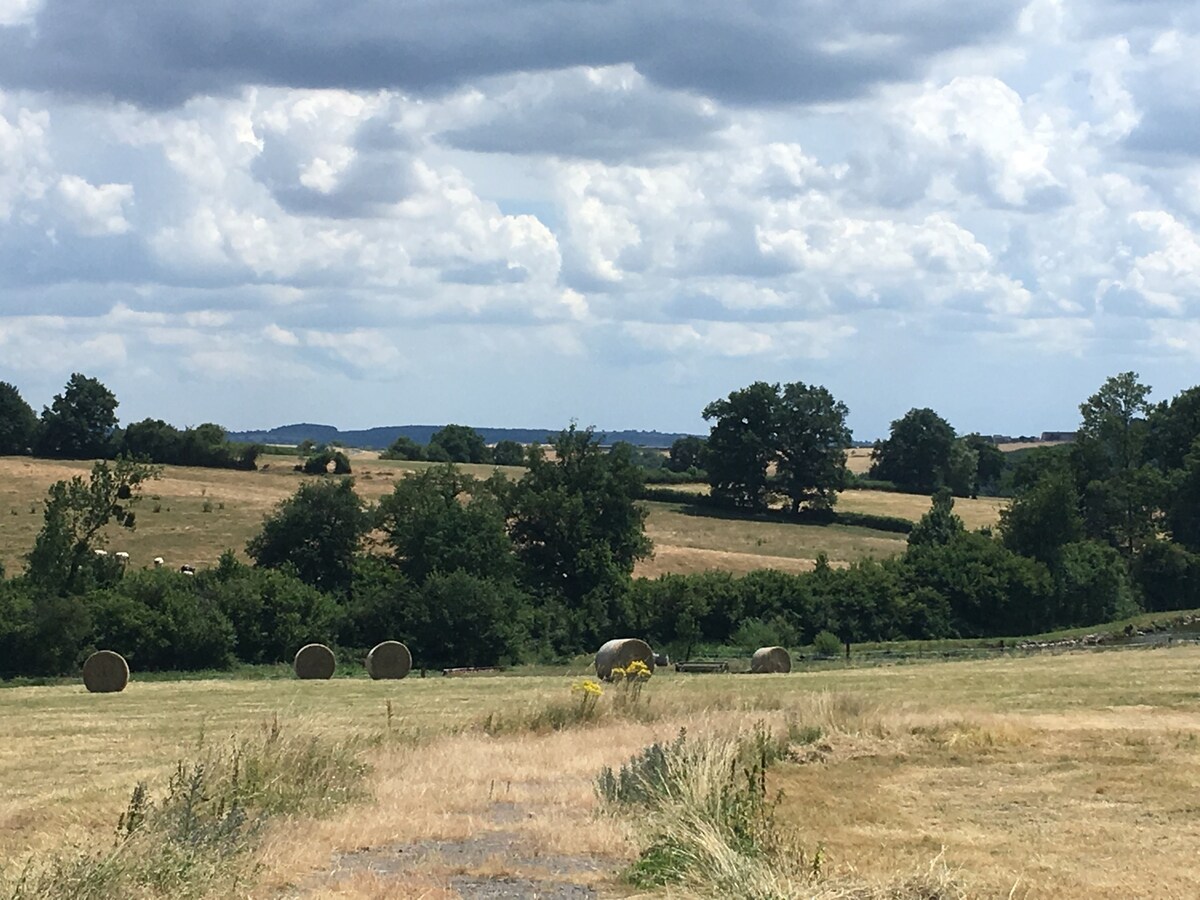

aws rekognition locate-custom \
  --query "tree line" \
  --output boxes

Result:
[0,375,261,470]
[2,371,1199,679]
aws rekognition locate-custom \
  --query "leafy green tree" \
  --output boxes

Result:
[410,571,530,668]
[702,381,777,510]
[772,382,853,513]
[1076,371,1151,476]
[380,436,425,461]
[510,425,650,649]
[87,570,236,670]
[869,408,956,493]
[907,488,966,548]
[341,556,418,649]
[0,381,38,455]
[37,373,119,459]
[1145,386,1200,472]
[628,573,714,659]
[246,478,370,595]
[944,439,980,497]
[963,434,1006,493]
[902,532,1053,636]
[667,436,706,473]
[423,442,452,462]
[491,439,526,467]
[302,446,352,475]
[999,469,1084,566]
[703,381,852,512]
[25,457,160,595]
[428,424,489,463]
[828,558,906,643]
[1081,466,1165,558]
[611,441,667,471]
[1132,540,1200,613]
[1053,541,1136,626]
[1166,442,1200,552]
[1005,443,1074,494]
[121,418,182,461]
[376,465,515,584]
[198,552,342,663]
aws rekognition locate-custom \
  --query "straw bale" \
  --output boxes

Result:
[750,646,792,674]
[294,642,336,679]
[82,650,129,693]
[594,638,655,681]
[366,641,412,680]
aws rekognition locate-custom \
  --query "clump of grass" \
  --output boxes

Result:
[596,726,807,899]
[481,678,607,734]
[1,718,368,899]
[597,725,963,899]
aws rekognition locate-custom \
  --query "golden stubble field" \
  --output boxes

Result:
[0,456,1004,580]
[4,647,1200,898]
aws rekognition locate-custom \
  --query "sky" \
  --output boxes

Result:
[0,0,1198,440]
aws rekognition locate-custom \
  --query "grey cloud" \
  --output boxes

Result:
[1124,101,1200,159]
[440,70,729,162]
[0,0,1022,109]
[253,118,417,218]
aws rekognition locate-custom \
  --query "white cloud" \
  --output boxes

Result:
[55,174,133,235]
[0,97,50,220]
[0,0,41,27]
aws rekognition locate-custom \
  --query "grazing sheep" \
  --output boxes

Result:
[179,564,196,576]
[114,551,130,563]
[93,549,108,557]
[153,557,164,568]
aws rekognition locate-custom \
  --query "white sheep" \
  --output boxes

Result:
[153,557,164,568]
[93,549,108,557]
[114,551,130,562]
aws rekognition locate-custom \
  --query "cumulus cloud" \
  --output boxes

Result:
[54,174,133,235]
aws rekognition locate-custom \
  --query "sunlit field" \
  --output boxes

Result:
[4,647,1200,897]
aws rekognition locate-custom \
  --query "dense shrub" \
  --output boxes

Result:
[1132,540,1200,612]
[87,570,235,671]
[410,571,531,669]
[812,629,842,657]
[198,556,342,664]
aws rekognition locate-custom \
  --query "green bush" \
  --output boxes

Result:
[812,629,842,658]
[198,555,342,665]
[87,570,235,671]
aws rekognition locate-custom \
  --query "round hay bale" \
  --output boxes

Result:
[366,641,412,680]
[294,643,336,680]
[82,650,129,693]
[750,646,792,674]
[594,638,656,681]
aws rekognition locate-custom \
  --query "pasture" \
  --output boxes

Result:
[4,647,1200,897]
[0,457,1005,580]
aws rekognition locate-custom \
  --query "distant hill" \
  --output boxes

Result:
[227,423,701,450]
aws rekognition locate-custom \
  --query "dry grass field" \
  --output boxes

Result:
[639,500,908,578]
[4,647,1200,898]
[845,446,875,474]
[837,489,1006,532]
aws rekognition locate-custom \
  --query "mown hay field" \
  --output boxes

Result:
[0,457,997,580]
[4,647,1200,897]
